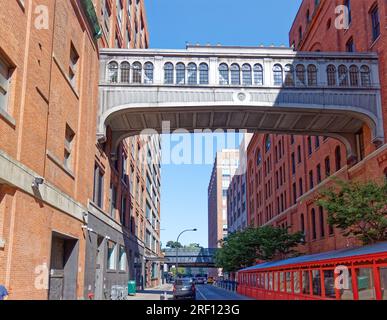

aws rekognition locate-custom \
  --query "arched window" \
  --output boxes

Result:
[132,62,142,83]
[384,168,387,181]
[360,65,371,86]
[311,208,317,240]
[307,64,317,86]
[273,64,283,86]
[254,64,264,85]
[284,64,295,86]
[164,62,174,84]
[296,64,306,85]
[349,65,359,86]
[300,213,305,234]
[176,63,186,84]
[242,64,252,85]
[335,146,342,171]
[219,63,229,85]
[231,64,241,85]
[257,150,262,166]
[120,62,130,83]
[265,135,271,152]
[327,64,336,86]
[338,65,349,86]
[107,61,118,83]
[187,63,197,85]
[319,206,325,238]
[199,63,209,84]
[144,62,154,84]
[325,156,331,177]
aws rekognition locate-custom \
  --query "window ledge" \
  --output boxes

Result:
[46,150,75,180]
[52,54,80,99]
[0,108,16,127]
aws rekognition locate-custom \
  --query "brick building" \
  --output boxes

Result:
[0,0,101,299]
[247,0,387,255]
[0,0,161,300]
[85,0,162,298]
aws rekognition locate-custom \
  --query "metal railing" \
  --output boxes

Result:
[215,280,238,292]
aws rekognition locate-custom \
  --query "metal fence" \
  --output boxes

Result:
[215,280,238,292]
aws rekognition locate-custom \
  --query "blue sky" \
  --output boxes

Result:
[145,0,302,247]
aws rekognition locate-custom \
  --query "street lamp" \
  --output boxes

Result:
[175,228,197,278]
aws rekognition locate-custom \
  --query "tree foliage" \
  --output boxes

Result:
[166,241,182,248]
[214,226,304,272]
[317,179,387,245]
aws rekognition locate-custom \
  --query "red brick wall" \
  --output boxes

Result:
[247,0,387,255]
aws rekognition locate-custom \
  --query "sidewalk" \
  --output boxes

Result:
[126,283,174,300]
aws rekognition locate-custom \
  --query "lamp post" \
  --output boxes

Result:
[175,228,197,278]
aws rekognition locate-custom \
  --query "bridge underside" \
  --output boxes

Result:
[100,103,382,161]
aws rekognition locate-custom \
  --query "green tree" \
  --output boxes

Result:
[185,243,202,249]
[317,179,387,245]
[166,241,182,248]
[215,226,304,273]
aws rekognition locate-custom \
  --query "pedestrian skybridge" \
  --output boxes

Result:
[163,248,217,268]
[98,45,383,160]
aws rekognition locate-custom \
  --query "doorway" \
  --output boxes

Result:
[48,232,79,300]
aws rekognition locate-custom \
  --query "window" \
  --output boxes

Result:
[312,270,322,296]
[349,65,359,86]
[116,0,123,29]
[219,63,229,85]
[327,64,336,86]
[360,65,371,86]
[302,271,310,294]
[299,178,303,196]
[357,268,376,300]
[176,63,185,84]
[121,196,127,226]
[256,150,262,166]
[335,146,342,171]
[69,43,79,88]
[64,124,75,170]
[370,5,380,42]
[307,64,317,86]
[296,64,306,85]
[265,135,271,152]
[291,153,296,175]
[306,9,311,24]
[346,37,355,52]
[102,0,111,36]
[273,64,283,86]
[297,145,302,163]
[300,213,305,234]
[338,65,349,86]
[119,246,127,271]
[187,63,197,85]
[107,241,117,270]
[108,61,118,83]
[286,272,292,293]
[144,62,154,84]
[319,206,325,237]
[93,164,104,208]
[379,267,387,300]
[230,64,241,85]
[311,209,317,240]
[307,137,312,155]
[242,64,252,85]
[0,56,11,111]
[294,272,301,294]
[284,64,294,86]
[280,272,285,292]
[323,270,336,298]
[132,62,142,83]
[164,62,174,84]
[316,164,322,184]
[338,268,354,300]
[325,156,331,177]
[315,136,320,149]
[110,184,117,218]
[199,63,209,84]
[120,62,130,83]
[292,183,297,204]
[253,64,263,85]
